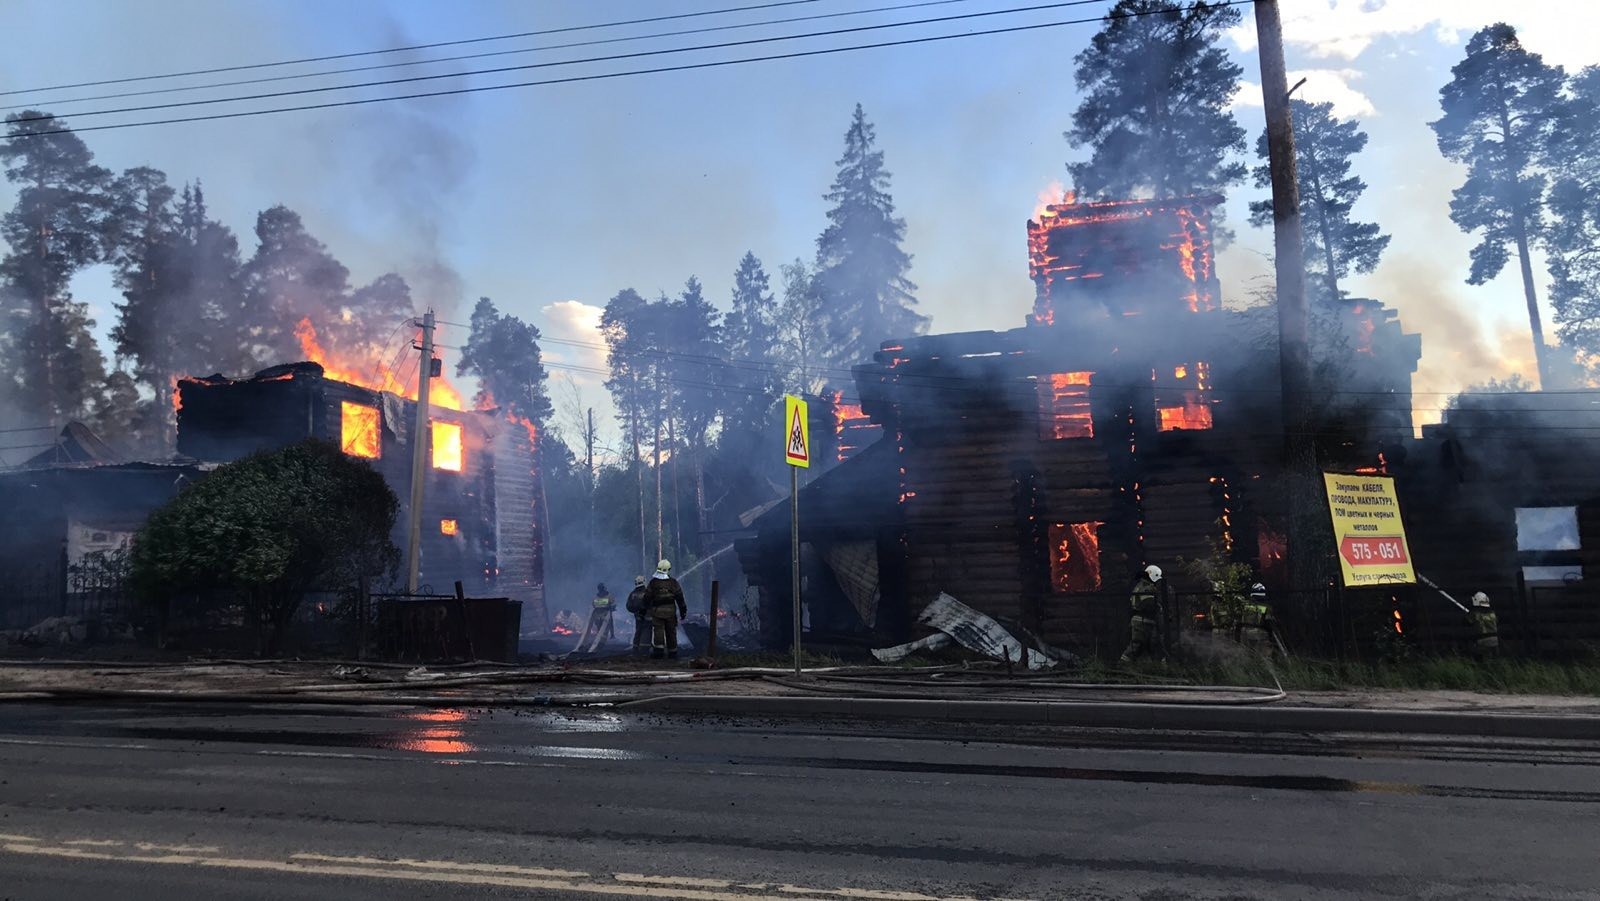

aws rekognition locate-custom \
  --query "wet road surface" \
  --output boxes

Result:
[0,702,1596,899]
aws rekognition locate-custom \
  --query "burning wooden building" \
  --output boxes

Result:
[738,195,1421,656]
[176,361,546,626]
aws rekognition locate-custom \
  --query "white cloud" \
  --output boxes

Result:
[1230,1,1600,69]
[539,300,608,378]
[1232,69,1375,119]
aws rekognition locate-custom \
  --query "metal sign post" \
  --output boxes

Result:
[783,395,810,675]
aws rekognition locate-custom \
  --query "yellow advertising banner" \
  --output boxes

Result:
[1323,472,1415,587]
[784,395,810,468]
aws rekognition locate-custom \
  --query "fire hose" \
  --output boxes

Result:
[1416,573,1471,613]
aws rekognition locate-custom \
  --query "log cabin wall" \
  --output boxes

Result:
[176,363,544,622]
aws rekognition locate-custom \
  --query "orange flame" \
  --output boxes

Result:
[830,390,873,462]
[1033,181,1077,221]
[1039,372,1094,439]
[440,518,459,536]
[340,401,380,459]
[432,421,463,472]
[294,317,462,410]
[1049,521,1103,592]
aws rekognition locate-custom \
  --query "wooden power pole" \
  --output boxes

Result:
[404,310,435,595]
[1255,0,1319,591]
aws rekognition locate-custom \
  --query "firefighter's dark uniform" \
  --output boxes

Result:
[586,589,616,642]
[647,575,688,659]
[626,584,650,652]
[1119,576,1161,663]
[1468,607,1499,658]
[1240,601,1272,653]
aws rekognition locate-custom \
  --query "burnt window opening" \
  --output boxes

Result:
[1048,521,1102,592]
[1038,372,1094,440]
[440,518,459,536]
[1516,506,1582,584]
[340,401,380,459]
[432,421,463,472]
[1157,361,1213,432]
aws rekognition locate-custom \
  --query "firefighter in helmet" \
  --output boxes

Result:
[1120,564,1164,663]
[646,559,688,660]
[1240,582,1274,654]
[626,575,651,654]
[1467,591,1499,659]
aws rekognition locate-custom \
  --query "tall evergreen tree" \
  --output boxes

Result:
[0,111,113,424]
[814,104,924,367]
[1545,66,1600,360]
[601,287,660,573]
[455,296,552,425]
[105,166,181,446]
[722,251,783,436]
[240,205,350,364]
[1430,23,1565,387]
[1249,100,1390,305]
[1066,1,1246,201]
[173,183,252,376]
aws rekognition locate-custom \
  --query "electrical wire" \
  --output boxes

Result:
[3,2,1251,140]
[2,0,976,113]
[6,0,1119,125]
[0,0,827,97]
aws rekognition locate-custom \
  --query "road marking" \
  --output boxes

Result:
[136,842,220,854]
[293,851,589,879]
[0,832,1029,901]
[618,874,736,888]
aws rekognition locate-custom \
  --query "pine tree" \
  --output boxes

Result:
[0,111,113,424]
[1430,23,1565,387]
[814,104,924,367]
[1066,1,1246,201]
[1545,66,1600,361]
[106,166,182,445]
[240,205,351,363]
[722,251,783,437]
[1249,100,1389,305]
[455,296,552,425]
[177,183,252,376]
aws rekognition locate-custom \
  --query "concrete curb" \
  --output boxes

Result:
[624,694,1600,740]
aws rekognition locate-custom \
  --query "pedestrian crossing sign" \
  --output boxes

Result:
[784,395,810,468]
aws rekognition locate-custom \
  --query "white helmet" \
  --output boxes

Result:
[657,559,672,573]
[1250,582,1267,598]
[1145,564,1163,582]
[1471,591,1490,608]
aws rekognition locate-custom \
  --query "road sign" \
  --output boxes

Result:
[784,395,810,468]
[1322,472,1415,587]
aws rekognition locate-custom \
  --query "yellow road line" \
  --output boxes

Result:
[0,833,1031,901]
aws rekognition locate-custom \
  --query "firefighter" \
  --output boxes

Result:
[647,559,688,660]
[579,582,616,650]
[626,575,651,654]
[1467,591,1499,659]
[1240,582,1274,654]
[1119,564,1164,663]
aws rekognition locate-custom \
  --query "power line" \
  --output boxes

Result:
[7,0,1114,126]
[3,2,1229,140]
[0,0,826,97]
[2,0,974,113]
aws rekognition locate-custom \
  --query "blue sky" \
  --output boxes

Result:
[4,0,1598,452]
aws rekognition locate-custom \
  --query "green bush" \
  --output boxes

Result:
[131,439,398,654]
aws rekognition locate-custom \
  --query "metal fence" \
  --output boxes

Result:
[1,550,136,635]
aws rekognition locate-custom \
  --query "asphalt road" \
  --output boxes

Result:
[0,702,1596,900]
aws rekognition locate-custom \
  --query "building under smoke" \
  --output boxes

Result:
[739,195,1424,655]
[176,362,546,626]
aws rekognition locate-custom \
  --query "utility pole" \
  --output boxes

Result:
[584,407,596,566]
[404,310,436,595]
[1256,0,1318,591]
